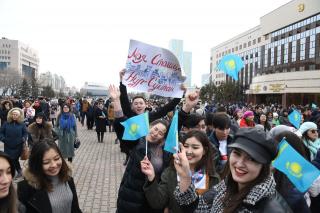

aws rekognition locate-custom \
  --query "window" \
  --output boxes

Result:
[253,39,256,45]
[277,46,281,65]
[284,43,288,63]
[248,41,251,47]
[235,46,238,51]
[270,48,274,66]
[232,48,234,52]
[239,45,242,50]
[309,35,316,58]
[291,41,297,62]
[243,43,247,48]
[300,38,306,60]
[258,37,261,43]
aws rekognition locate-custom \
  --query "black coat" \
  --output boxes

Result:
[114,82,183,155]
[94,107,107,132]
[117,138,171,213]
[18,176,82,213]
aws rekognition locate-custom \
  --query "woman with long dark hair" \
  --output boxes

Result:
[173,128,292,212]
[17,140,82,213]
[140,130,220,213]
[0,151,17,213]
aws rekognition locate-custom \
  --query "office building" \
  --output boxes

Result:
[210,0,320,105]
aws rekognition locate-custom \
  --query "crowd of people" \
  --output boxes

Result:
[0,69,320,212]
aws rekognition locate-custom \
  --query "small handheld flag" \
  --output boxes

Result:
[288,110,302,129]
[121,112,149,140]
[217,54,244,81]
[164,110,179,154]
[272,139,320,192]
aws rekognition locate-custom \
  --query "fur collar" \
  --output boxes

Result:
[22,162,73,190]
[28,122,53,135]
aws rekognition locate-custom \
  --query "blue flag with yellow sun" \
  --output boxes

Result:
[121,112,149,140]
[272,139,320,192]
[288,109,302,129]
[217,54,244,81]
[164,110,179,154]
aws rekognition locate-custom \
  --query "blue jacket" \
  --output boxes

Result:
[0,121,28,159]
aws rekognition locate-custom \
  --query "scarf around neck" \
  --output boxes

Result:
[59,113,75,132]
[303,138,320,160]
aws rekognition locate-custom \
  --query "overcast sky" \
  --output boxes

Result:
[0,0,291,89]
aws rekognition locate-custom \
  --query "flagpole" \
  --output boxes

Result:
[145,139,148,157]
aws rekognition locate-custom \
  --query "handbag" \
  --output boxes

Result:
[20,142,30,160]
[74,138,81,149]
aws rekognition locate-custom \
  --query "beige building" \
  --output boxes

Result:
[210,0,320,106]
[0,37,39,79]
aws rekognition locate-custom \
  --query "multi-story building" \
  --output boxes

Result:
[39,71,66,93]
[210,0,320,106]
[169,39,193,87]
[0,37,39,79]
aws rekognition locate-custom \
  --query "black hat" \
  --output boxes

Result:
[228,128,276,164]
[35,112,46,120]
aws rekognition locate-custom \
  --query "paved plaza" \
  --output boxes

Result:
[1,121,126,213]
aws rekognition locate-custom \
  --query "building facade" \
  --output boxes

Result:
[80,82,108,97]
[39,71,66,93]
[169,39,193,87]
[210,0,320,106]
[0,37,39,79]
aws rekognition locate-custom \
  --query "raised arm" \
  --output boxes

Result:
[109,84,124,119]
[119,69,134,117]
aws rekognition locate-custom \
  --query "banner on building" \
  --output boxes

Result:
[124,40,186,98]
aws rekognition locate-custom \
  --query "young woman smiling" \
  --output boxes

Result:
[17,141,81,213]
[140,130,219,213]
[0,151,17,213]
[173,128,292,213]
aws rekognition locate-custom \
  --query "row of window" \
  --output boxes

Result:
[0,49,10,54]
[215,37,262,58]
[2,44,11,48]
[0,56,11,60]
[271,13,320,38]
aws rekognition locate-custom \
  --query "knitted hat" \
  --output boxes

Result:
[273,112,279,118]
[243,111,254,119]
[298,122,317,135]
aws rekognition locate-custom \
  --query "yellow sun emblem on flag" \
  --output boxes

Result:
[225,59,236,70]
[129,123,139,136]
[286,162,303,178]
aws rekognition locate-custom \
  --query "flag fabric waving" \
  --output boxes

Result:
[288,109,302,129]
[272,139,320,192]
[164,110,179,154]
[121,112,149,140]
[217,54,244,81]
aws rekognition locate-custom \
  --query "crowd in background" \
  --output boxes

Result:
[1,81,320,212]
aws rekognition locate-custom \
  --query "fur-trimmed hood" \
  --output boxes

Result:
[22,162,73,190]
[0,100,13,110]
[7,107,24,123]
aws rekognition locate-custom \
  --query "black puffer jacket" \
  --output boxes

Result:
[117,138,171,213]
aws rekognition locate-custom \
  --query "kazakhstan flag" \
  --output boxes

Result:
[217,54,244,81]
[288,109,302,129]
[272,139,320,192]
[164,110,179,154]
[121,112,149,140]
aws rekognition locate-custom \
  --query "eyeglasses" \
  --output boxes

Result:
[310,129,318,134]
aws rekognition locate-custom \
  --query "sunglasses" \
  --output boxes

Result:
[309,129,318,134]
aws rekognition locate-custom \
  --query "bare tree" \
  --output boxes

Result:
[0,68,23,96]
